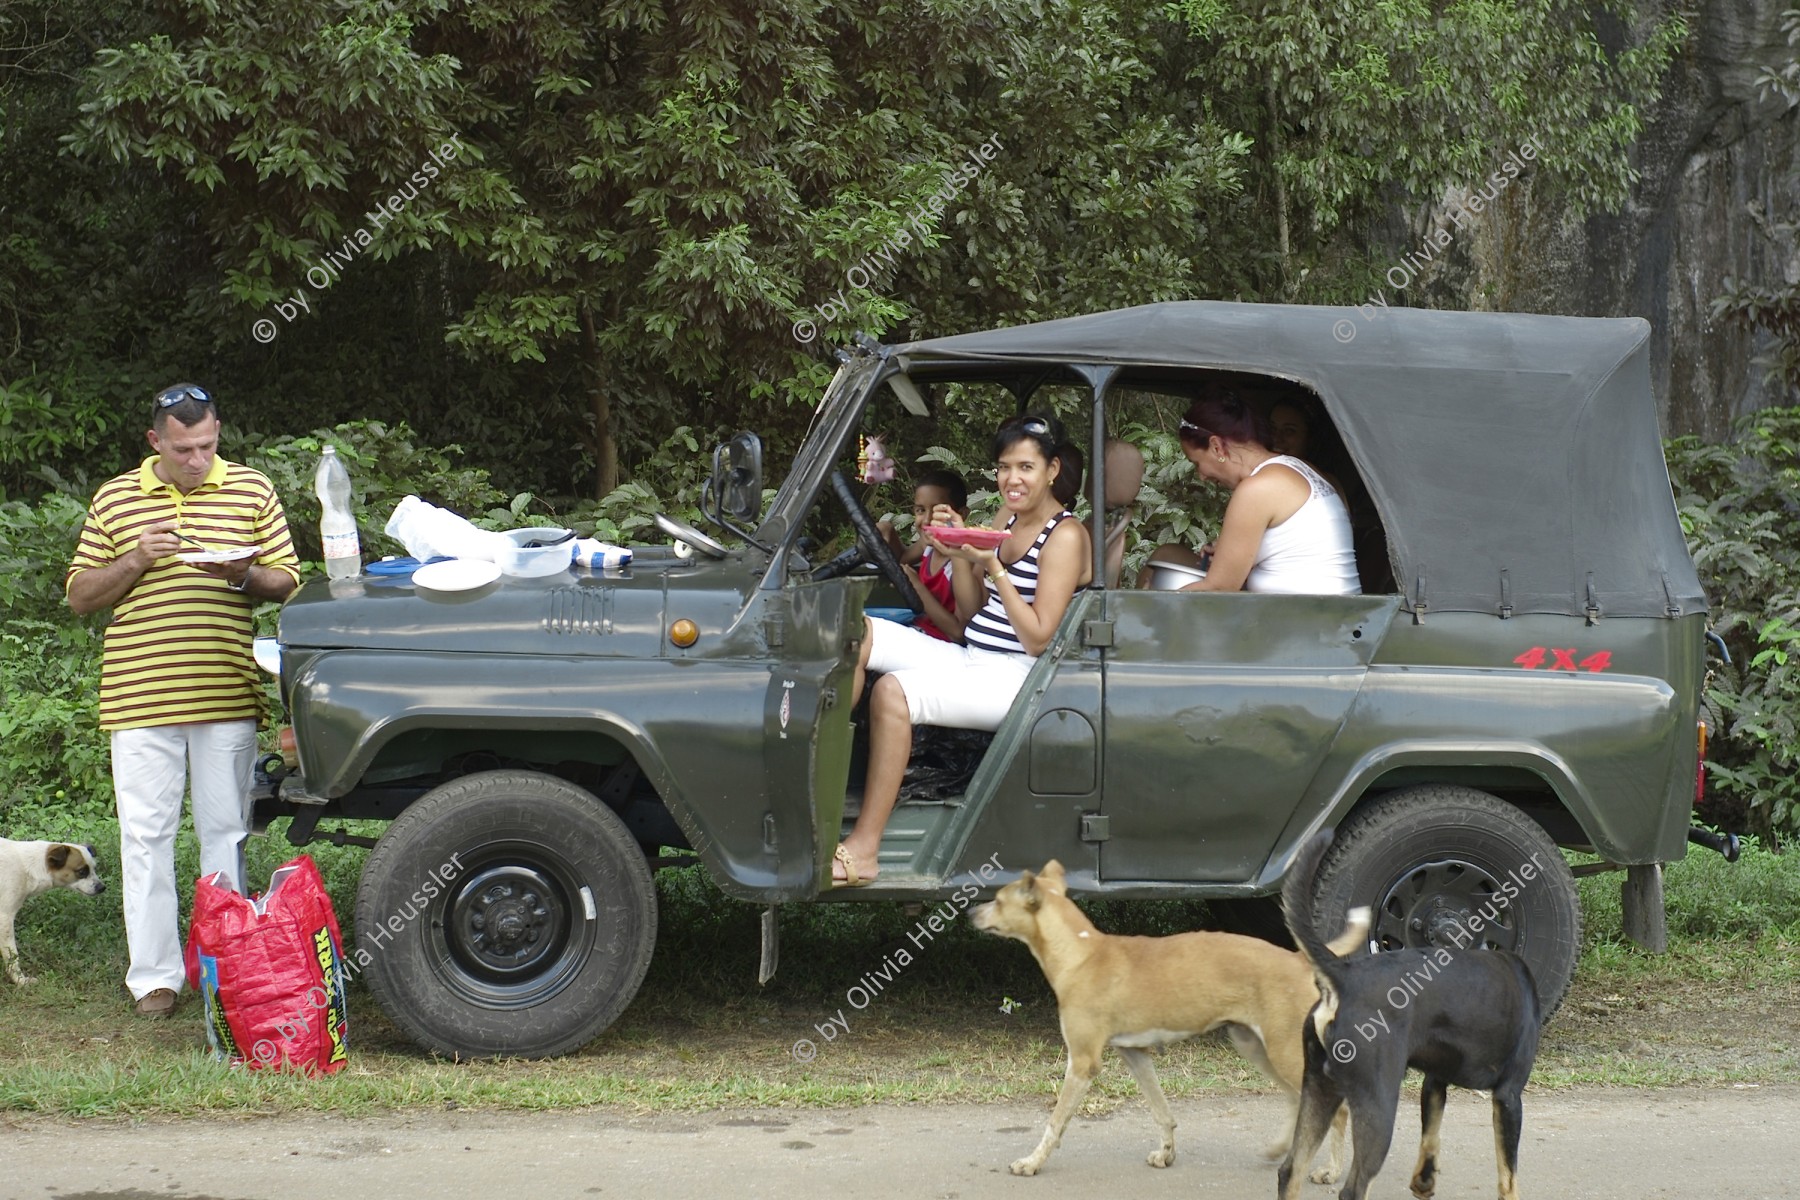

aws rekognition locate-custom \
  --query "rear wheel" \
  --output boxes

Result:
[1309,786,1582,1016]
[355,769,657,1058]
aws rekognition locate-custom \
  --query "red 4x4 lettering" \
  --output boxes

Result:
[1513,646,1612,673]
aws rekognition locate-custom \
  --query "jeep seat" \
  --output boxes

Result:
[1102,438,1145,589]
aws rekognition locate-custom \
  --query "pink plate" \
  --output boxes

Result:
[924,525,1010,550]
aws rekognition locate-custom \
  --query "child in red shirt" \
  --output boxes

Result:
[879,469,969,641]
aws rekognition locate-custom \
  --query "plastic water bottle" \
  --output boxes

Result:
[314,446,361,579]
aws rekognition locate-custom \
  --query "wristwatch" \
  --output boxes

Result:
[231,566,253,593]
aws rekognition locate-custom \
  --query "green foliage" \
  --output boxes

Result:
[1667,407,1800,840]
[45,0,1685,506]
[1163,0,1686,298]
[3,796,371,991]
[0,620,109,815]
[1758,6,1800,111]
[553,425,721,544]
[1107,413,1231,579]
[1577,837,1800,940]
[0,421,525,824]
[0,380,129,502]
[0,484,93,622]
[230,420,507,561]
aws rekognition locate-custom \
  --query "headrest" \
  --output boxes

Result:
[1103,439,1145,508]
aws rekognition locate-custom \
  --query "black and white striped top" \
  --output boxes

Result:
[963,510,1077,655]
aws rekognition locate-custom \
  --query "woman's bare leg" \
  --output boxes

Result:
[834,673,910,883]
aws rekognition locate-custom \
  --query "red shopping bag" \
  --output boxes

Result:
[184,854,349,1075]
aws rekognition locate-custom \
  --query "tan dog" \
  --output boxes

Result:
[0,839,105,985]
[971,859,1365,1179]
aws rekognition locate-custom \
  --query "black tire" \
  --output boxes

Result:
[1310,786,1582,1017]
[354,769,657,1058]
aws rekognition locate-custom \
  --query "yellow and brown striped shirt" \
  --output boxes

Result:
[66,456,302,731]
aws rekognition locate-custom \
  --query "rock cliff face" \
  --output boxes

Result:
[1394,1,1798,436]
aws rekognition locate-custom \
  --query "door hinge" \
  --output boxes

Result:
[1079,813,1110,842]
[1082,619,1115,648]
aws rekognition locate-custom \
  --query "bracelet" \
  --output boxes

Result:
[231,566,253,593]
[987,560,1006,582]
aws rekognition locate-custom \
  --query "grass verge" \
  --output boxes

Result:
[0,830,1795,1117]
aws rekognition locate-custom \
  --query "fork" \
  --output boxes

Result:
[175,530,221,553]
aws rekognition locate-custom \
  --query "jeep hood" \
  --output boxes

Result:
[279,554,759,658]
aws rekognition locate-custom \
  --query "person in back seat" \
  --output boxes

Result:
[1145,389,1358,595]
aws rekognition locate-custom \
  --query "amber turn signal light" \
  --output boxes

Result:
[670,618,699,648]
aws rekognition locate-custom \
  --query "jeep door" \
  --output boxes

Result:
[1098,590,1400,883]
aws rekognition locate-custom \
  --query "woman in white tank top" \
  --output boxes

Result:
[1161,389,1359,595]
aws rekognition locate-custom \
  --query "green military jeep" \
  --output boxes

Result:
[261,301,1718,1059]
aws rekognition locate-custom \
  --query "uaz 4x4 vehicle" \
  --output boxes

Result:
[260,301,1716,1058]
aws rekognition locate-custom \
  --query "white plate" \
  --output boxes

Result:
[177,544,259,564]
[252,637,282,676]
[411,558,502,592]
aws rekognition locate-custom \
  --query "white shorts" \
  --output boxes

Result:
[866,616,1033,729]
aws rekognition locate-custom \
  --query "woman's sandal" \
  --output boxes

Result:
[831,844,870,888]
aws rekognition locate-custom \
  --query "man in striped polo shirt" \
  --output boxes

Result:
[66,384,300,1017]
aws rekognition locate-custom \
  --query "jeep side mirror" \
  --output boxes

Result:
[713,432,763,520]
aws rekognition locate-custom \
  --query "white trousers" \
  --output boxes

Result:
[866,616,1033,729]
[111,720,258,999]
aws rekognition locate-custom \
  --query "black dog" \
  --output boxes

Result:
[1277,830,1542,1200]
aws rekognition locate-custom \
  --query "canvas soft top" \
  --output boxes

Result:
[890,301,1706,620]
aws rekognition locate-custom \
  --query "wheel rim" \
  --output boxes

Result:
[1371,857,1519,955]
[432,843,597,1009]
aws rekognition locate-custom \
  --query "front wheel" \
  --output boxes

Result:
[1309,786,1582,1017]
[355,769,657,1058]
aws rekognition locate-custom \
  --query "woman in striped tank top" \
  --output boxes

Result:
[833,414,1092,885]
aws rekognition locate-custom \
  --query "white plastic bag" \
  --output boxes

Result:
[384,496,512,563]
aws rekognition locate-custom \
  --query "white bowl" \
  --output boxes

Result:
[1145,560,1209,590]
[497,527,575,577]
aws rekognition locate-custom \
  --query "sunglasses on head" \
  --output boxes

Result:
[1179,417,1210,439]
[1016,416,1052,437]
[154,385,213,410]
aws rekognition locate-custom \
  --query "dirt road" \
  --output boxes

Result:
[16,1086,1799,1200]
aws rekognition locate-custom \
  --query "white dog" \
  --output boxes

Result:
[0,840,105,984]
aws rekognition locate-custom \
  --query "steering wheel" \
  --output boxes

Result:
[827,471,922,614]
[654,512,728,559]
